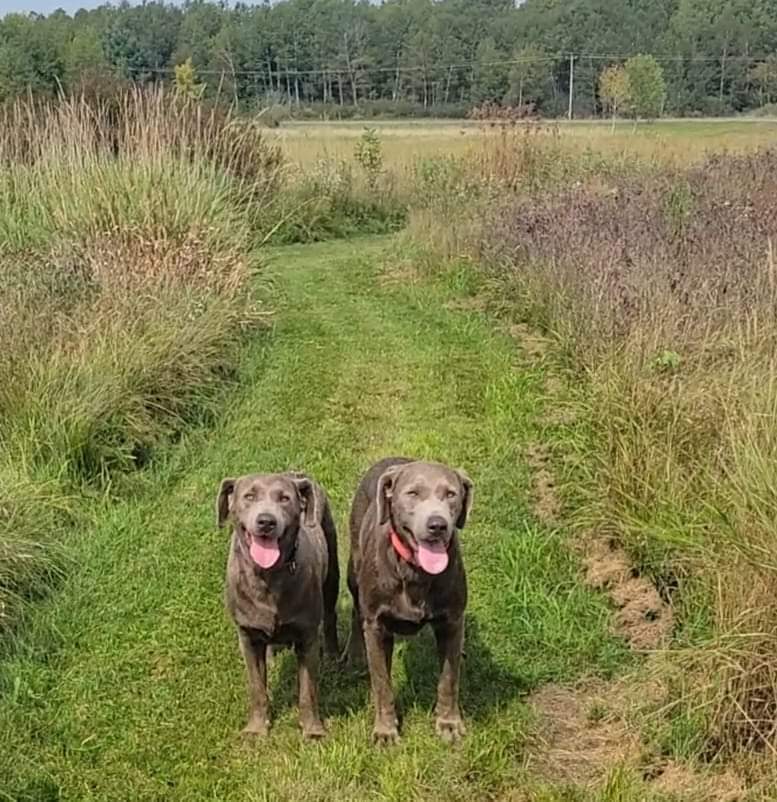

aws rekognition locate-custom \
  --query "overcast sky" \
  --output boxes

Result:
[0,0,135,12]
[0,0,388,15]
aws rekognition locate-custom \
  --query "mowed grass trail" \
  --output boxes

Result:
[0,237,628,802]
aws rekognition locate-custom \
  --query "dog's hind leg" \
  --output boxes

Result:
[321,501,340,657]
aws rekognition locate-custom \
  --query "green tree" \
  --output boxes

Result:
[5,0,777,115]
[0,14,65,100]
[598,63,631,129]
[471,37,508,104]
[103,2,182,82]
[624,54,666,120]
[208,8,267,106]
[174,57,205,100]
[173,0,225,71]
[665,0,760,113]
[64,26,109,89]
[749,56,777,106]
[507,45,549,108]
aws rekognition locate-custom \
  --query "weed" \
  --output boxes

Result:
[455,142,777,760]
[354,127,384,191]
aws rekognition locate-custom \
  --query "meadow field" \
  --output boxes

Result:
[278,117,777,167]
[2,99,777,801]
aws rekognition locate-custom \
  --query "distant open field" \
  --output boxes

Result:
[277,118,777,167]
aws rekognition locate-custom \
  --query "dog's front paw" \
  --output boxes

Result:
[371,719,400,746]
[435,715,466,743]
[241,715,270,737]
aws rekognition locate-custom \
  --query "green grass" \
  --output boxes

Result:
[0,237,629,801]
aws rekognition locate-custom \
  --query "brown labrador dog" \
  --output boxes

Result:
[347,457,473,744]
[217,472,339,739]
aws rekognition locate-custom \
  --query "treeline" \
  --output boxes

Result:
[2,0,777,117]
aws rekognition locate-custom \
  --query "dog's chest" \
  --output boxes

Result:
[238,605,304,644]
[380,582,432,636]
[226,547,318,642]
[229,585,310,643]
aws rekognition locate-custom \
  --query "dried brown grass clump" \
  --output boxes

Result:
[0,88,285,190]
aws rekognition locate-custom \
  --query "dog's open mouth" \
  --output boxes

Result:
[405,532,449,575]
[245,529,281,569]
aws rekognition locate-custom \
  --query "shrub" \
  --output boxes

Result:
[0,89,271,634]
[354,127,384,191]
[467,146,777,757]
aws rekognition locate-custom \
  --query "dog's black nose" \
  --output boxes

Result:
[426,515,448,537]
[256,513,277,534]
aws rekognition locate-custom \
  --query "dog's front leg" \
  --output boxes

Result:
[296,636,326,739]
[364,618,399,744]
[238,628,270,736]
[433,617,466,743]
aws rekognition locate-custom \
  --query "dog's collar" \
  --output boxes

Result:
[266,539,298,575]
[389,525,454,570]
[285,539,298,575]
[389,526,415,565]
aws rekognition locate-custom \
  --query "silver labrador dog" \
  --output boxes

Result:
[217,472,339,739]
[347,457,473,744]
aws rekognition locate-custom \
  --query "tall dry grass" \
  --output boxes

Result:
[0,89,277,634]
[418,132,777,760]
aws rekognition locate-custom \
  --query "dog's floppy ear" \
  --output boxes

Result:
[216,478,236,528]
[293,476,317,528]
[455,470,474,530]
[377,465,403,525]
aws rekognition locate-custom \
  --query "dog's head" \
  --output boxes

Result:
[377,461,473,575]
[216,473,316,570]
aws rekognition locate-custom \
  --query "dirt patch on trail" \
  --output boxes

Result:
[648,760,746,802]
[543,375,565,396]
[508,323,550,361]
[539,376,579,427]
[540,405,578,427]
[377,258,424,288]
[526,681,642,786]
[527,682,746,799]
[612,578,673,651]
[579,534,673,651]
[526,443,561,526]
[444,295,489,312]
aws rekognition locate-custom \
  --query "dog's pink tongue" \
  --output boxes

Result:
[249,537,281,569]
[416,541,449,575]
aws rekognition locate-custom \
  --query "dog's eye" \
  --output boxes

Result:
[406,490,418,497]
[243,493,255,502]
[279,494,291,503]
[446,490,456,499]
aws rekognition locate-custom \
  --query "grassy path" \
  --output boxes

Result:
[0,237,628,802]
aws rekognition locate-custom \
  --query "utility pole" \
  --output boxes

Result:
[568,53,575,120]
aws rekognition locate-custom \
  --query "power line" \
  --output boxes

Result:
[579,53,769,63]
[127,55,562,78]
[123,51,773,80]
